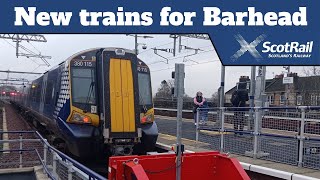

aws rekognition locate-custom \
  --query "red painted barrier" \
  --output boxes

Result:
[108,151,250,180]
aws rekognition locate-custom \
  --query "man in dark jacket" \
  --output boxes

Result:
[231,80,249,135]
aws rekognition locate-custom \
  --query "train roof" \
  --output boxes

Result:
[30,47,149,83]
[41,47,137,72]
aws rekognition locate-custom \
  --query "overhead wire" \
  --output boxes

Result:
[18,43,50,66]
[2,39,41,66]
[151,59,220,72]
[149,43,214,63]
[28,44,51,67]
[3,38,50,66]
[28,41,41,54]
[1,39,43,81]
[138,37,190,55]
[2,39,20,72]
[148,48,215,65]
[2,39,16,48]
[157,44,214,59]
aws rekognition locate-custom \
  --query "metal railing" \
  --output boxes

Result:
[195,106,320,169]
[154,106,320,170]
[0,131,106,180]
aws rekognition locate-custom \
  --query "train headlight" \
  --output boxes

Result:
[115,49,125,56]
[71,112,92,124]
[140,114,154,124]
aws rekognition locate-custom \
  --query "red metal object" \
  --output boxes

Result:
[108,151,250,180]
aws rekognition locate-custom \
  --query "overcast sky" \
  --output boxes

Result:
[0,34,310,98]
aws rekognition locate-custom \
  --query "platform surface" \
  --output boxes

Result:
[155,116,320,179]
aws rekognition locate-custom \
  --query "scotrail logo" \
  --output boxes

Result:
[262,41,313,58]
[231,34,267,62]
[231,34,313,61]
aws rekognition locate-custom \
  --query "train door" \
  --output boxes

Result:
[98,48,141,141]
[109,58,136,133]
[39,73,48,114]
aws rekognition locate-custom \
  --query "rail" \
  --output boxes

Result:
[154,106,320,170]
[0,130,106,180]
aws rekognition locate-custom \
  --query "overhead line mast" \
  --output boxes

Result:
[0,34,51,66]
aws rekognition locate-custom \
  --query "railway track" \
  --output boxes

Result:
[0,101,42,169]
[6,102,286,179]
[8,102,169,177]
[7,102,108,175]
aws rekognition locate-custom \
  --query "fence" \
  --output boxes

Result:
[0,131,106,180]
[153,106,320,170]
[194,106,320,170]
[153,98,217,110]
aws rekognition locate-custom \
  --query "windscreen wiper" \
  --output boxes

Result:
[139,91,148,113]
[83,69,95,113]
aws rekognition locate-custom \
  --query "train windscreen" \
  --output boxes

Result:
[71,68,96,104]
[138,73,152,105]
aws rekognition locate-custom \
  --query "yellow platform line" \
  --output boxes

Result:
[155,115,193,122]
[2,107,10,153]
[158,133,211,146]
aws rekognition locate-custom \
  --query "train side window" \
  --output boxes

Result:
[54,91,59,106]
[36,83,42,103]
[52,87,55,100]
[45,81,53,104]
[31,85,37,102]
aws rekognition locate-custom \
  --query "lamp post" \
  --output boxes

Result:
[126,34,154,55]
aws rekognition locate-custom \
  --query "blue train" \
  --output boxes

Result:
[12,48,158,157]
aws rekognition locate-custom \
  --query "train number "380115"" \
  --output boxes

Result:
[73,61,93,67]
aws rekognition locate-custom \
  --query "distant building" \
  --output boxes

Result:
[225,73,320,106]
[225,76,275,106]
[265,73,320,106]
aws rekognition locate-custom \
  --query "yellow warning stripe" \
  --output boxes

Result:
[158,133,211,146]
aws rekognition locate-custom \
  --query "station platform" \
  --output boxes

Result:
[155,115,320,180]
[0,101,106,180]
[0,166,49,180]
[2,98,320,180]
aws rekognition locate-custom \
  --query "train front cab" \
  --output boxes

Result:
[97,48,158,155]
[134,59,158,154]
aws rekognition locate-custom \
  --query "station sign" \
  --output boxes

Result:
[283,77,293,84]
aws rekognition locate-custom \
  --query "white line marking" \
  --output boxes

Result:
[2,107,10,153]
